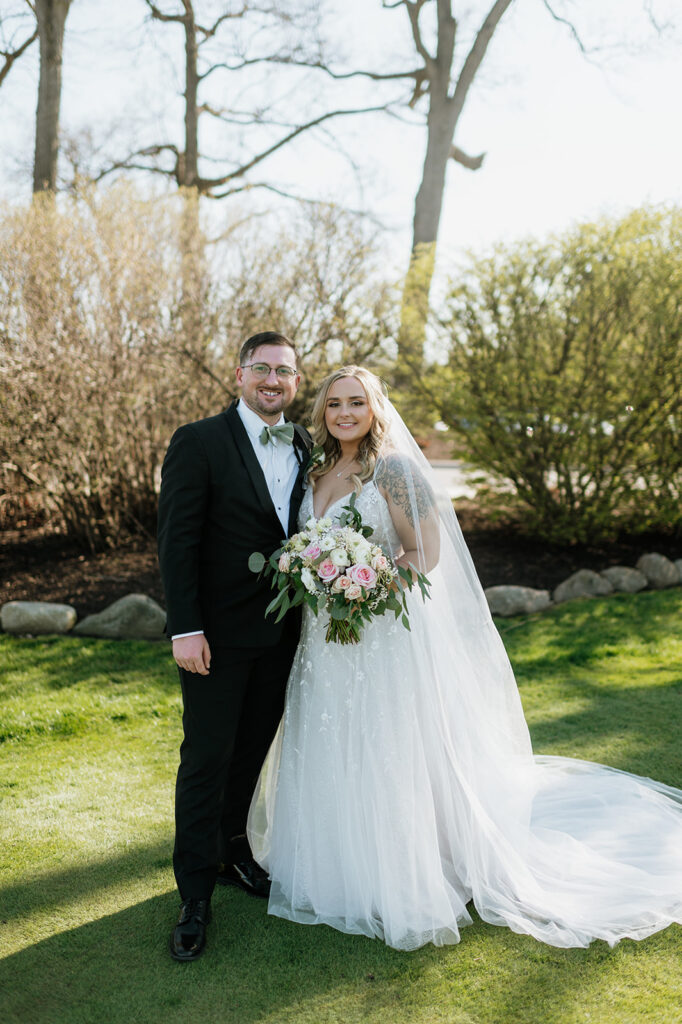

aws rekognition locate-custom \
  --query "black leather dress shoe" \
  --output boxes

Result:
[216,858,271,898]
[169,898,211,962]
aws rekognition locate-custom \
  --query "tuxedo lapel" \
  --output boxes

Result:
[288,426,312,535]
[222,403,281,529]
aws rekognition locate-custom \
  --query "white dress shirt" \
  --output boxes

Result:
[172,399,300,640]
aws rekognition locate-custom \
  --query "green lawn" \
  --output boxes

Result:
[1,589,681,1024]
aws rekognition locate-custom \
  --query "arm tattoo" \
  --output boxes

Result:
[376,455,436,526]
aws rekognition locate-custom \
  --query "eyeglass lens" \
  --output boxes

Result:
[246,363,295,379]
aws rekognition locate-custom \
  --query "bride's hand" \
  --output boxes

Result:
[173,634,212,675]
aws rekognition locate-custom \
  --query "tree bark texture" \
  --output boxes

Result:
[399,0,514,368]
[182,0,199,189]
[33,0,71,193]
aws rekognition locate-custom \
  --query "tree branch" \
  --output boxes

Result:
[404,0,435,72]
[540,0,588,54]
[200,55,422,83]
[450,144,485,170]
[93,144,179,183]
[143,1,186,25]
[451,0,514,116]
[0,26,37,88]
[198,104,391,190]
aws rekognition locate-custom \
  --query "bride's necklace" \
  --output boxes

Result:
[335,455,359,478]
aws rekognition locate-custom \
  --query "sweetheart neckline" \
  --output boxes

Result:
[312,489,355,520]
[310,481,378,520]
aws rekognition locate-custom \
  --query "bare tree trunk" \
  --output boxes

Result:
[33,0,71,193]
[398,0,514,368]
[182,0,199,189]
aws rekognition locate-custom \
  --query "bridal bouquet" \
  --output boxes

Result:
[249,494,431,644]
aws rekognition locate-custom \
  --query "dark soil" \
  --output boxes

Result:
[1,511,680,618]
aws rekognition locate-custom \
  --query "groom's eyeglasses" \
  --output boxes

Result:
[241,362,297,380]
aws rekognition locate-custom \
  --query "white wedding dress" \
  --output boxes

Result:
[248,479,682,951]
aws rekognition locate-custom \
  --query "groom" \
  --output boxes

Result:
[157,331,310,962]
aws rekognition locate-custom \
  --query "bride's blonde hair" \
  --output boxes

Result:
[309,366,390,491]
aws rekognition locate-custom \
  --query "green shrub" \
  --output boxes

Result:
[436,206,682,542]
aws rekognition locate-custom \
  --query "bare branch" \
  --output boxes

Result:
[93,144,180,183]
[209,181,330,203]
[450,144,485,170]
[200,55,422,84]
[199,104,391,190]
[0,26,37,88]
[194,8,248,39]
[143,1,186,25]
[451,0,514,115]
[405,0,435,71]
[541,0,588,54]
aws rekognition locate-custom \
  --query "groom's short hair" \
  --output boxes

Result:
[239,332,297,366]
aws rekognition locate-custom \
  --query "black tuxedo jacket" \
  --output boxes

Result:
[157,401,311,647]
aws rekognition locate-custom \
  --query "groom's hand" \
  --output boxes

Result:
[173,634,212,675]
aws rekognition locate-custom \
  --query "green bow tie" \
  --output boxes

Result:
[259,422,295,446]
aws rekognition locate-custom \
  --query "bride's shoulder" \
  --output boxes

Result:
[373,452,436,524]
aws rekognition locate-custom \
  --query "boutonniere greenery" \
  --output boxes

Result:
[305,444,326,476]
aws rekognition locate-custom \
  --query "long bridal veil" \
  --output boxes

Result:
[250,395,682,949]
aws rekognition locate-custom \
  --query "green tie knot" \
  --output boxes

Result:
[260,422,295,446]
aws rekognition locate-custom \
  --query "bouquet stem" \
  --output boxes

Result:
[325,619,360,645]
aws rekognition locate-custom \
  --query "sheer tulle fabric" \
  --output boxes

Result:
[248,405,682,951]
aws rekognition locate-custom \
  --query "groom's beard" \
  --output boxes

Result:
[243,388,289,420]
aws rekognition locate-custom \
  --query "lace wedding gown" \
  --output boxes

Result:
[248,481,682,951]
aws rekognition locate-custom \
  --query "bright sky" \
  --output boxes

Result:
[1,0,680,269]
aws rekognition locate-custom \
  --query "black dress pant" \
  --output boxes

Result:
[173,634,297,900]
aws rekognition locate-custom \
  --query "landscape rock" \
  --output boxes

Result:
[0,600,77,635]
[674,560,682,582]
[553,569,613,605]
[635,553,680,590]
[600,566,648,594]
[73,593,166,640]
[484,586,552,617]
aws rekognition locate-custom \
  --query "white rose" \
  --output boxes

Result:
[350,539,372,564]
[301,567,317,593]
[330,547,350,568]
[319,533,337,552]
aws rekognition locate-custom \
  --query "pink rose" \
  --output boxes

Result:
[347,563,378,590]
[372,554,388,571]
[332,575,352,593]
[317,558,340,583]
[301,541,322,562]
[345,583,363,601]
[278,552,291,572]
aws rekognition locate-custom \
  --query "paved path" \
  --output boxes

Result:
[429,460,484,501]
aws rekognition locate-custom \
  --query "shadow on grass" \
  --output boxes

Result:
[2,887,679,1024]
[501,590,682,676]
[0,633,175,694]
[496,590,682,781]
[0,836,173,925]
[526,675,682,781]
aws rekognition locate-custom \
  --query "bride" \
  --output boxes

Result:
[248,365,682,951]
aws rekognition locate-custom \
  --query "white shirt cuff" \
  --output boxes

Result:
[171,630,204,640]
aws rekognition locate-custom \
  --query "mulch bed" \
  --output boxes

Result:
[2,512,680,620]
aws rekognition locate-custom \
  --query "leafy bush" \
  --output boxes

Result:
[435,207,682,542]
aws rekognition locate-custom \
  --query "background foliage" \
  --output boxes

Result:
[432,206,682,542]
[1,193,680,549]
[0,187,394,549]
